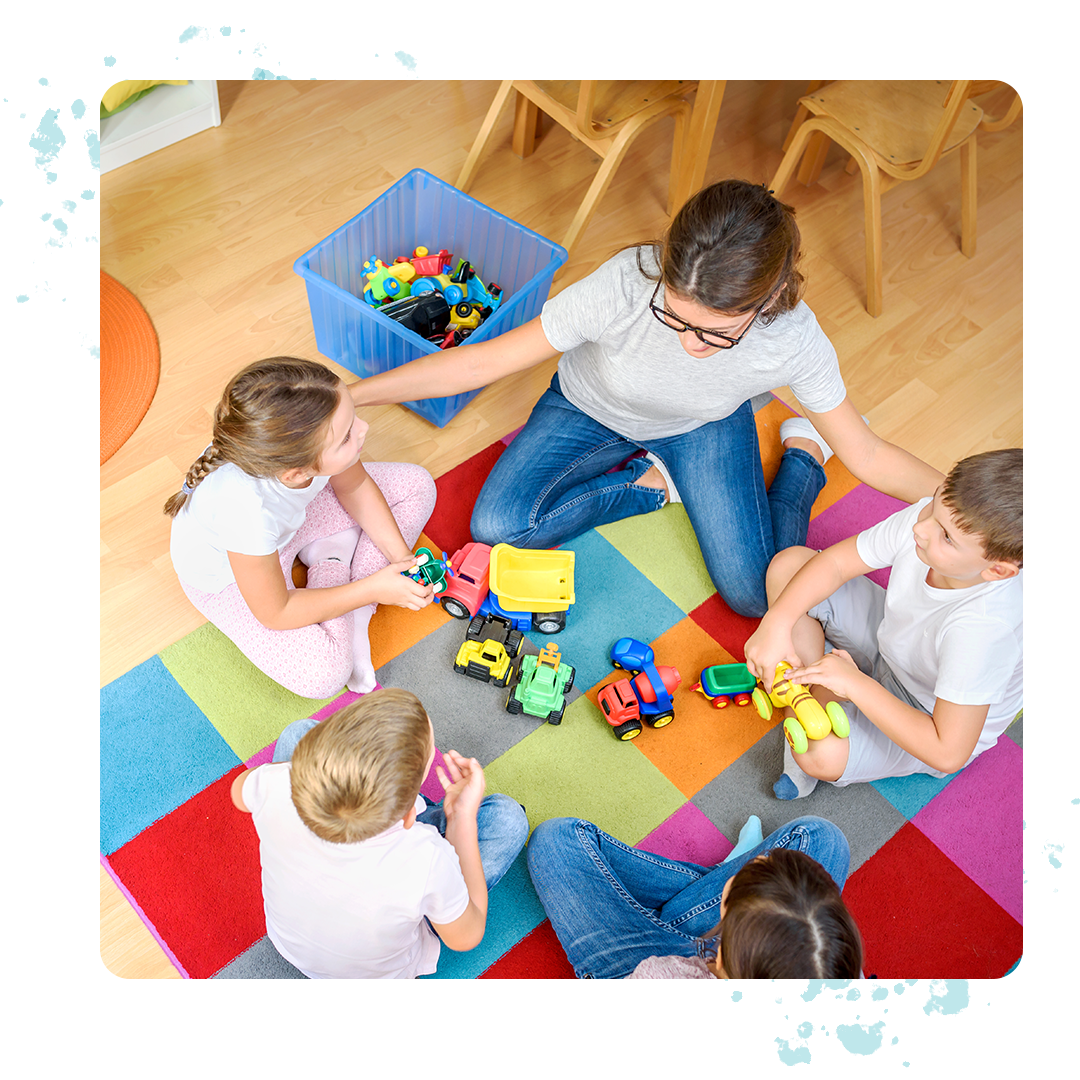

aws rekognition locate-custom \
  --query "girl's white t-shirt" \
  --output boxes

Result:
[170,462,331,593]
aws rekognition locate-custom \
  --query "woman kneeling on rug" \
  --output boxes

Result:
[526,814,863,979]
[349,179,941,617]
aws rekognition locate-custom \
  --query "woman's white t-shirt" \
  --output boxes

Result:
[539,246,847,440]
[170,462,331,593]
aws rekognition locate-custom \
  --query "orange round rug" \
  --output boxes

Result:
[101,269,160,465]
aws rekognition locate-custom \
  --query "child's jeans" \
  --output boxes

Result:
[273,716,527,891]
[526,814,850,979]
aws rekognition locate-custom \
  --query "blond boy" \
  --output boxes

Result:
[232,688,527,977]
[744,448,1022,798]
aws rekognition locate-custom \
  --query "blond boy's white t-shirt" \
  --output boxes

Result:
[856,498,1023,753]
[243,763,469,979]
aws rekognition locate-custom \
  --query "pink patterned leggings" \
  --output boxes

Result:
[179,462,437,699]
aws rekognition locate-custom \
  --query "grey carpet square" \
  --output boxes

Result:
[376,619,582,767]
[213,936,307,979]
[692,726,908,873]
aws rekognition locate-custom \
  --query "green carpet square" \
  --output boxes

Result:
[159,623,338,760]
[484,695,687,845]
[597,504,715,614]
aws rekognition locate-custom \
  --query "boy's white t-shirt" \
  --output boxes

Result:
[856,498,1023,753]
[538,246,847,441]
[242,763,470,980]
[170,462,331,593]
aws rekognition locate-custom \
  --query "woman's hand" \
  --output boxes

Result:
[364,559,436,609]
[786,649,862,701]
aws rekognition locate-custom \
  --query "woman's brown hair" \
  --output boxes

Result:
[711,848,863,979]
[163,357,342,517]
[632,178,805,322]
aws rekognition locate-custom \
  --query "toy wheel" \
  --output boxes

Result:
[826,700,850,739]
[506,630,524,658]
[533,611,565,634]
[441,597,471,620]
[494,665,513,689]
[613,719,642,741]
[752,687,774,721]
[466,615,487,641]
[562,665,575,692]
[783,716,809,755]
[649,710,675,729]
[506,688,523,715]
[453,662,467,676]
[547,705,565,725]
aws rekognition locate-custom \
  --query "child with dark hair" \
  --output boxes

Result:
[745,448,1023,799]
[526,815,861,979]
[348,178,942,617]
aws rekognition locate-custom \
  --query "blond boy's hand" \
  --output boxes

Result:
[436,750,486,823]
[786,648,861,701]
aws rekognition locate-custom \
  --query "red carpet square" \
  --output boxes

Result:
[912,735,1023,924]
[479,919,575,979]
[688,592,761,662]
[105,766,266,978]
[426,440,506,555]
[842,822,1022,979]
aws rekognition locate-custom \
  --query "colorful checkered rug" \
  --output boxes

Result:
[100,395,1022,979]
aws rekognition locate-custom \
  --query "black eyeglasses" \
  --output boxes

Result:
[649,281,772,349]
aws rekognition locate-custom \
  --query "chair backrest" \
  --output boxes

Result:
[881,80,977,180]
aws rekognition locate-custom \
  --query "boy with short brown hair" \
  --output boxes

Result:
[745,448,1022,799]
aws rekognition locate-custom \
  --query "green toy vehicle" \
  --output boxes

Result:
[506,642,575,725]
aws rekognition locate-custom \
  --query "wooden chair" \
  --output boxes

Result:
[456,81,725,257]
[770,81,985,317]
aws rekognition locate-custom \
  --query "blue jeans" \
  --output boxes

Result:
[526,815,851,979]
[470,374,826,617]
[273,717,527,891]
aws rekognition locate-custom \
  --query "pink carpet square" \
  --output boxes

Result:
[807,485,908,588]
[912,735,1023,924]
[635,802,733,865]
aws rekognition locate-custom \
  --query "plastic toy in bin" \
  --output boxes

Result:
[410,247,453,276]
[751,661,850,754]
[380,292,452,339]
[692,663,757,708]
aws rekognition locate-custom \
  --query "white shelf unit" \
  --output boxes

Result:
[100,80,221,174]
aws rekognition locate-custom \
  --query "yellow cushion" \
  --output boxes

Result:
[101,80,187,113]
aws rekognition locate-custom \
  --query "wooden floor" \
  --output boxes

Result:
[100,80,1022,978]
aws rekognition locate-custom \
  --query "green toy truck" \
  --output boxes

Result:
[506,642,576,725]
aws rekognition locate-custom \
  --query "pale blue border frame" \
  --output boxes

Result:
[4,25,1058,1071]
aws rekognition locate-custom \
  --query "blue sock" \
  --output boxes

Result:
[722,814,764,862]
[774,740,819,800]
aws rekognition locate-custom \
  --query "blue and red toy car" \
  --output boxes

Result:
[597,638,681,741]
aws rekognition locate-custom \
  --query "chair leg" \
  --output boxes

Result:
[512,92,541,159]
[456,80,515,193]
[796,132,831,186]
[770,117,827,197]
[858,157,885,318]
[960,133,977,257]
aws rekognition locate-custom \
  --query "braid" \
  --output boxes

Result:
[163,445,224,517]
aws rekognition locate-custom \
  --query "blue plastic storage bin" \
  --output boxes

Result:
[294,169,568,427]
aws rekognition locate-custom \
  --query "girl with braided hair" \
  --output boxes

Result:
[165,357,437,699]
